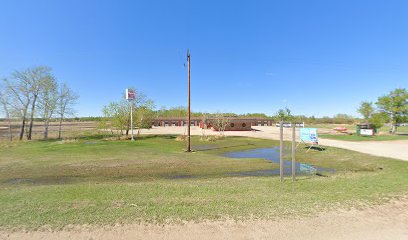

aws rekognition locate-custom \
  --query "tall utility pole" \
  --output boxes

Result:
[187,50,191,152]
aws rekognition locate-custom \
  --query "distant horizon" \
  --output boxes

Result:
[0,106,366,119]
[1,1,407,118]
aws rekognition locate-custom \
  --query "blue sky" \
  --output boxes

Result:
[1,0,407,117]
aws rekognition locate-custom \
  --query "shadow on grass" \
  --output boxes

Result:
[132,135,177,140]
[303,146,326,152]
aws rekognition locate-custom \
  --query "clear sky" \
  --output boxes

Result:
[1,0,407,117]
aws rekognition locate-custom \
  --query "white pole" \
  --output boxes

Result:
[130,101,134,141]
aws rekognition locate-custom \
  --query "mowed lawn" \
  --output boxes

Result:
[320,134,408,141]
[0,135,407,229]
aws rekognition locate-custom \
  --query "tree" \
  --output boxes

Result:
[333,113,355,124]
[38,77,58,139]
[369,112,389,132]
[57,83,78,139]
[358,101,374,120]
[376,88,408,134]
[102,101,128,137]
[0,85,13,141]
[212,113,230,136]
[24,66,54,140]
[102,89,155,139]
[3,72,32,140]
[132,90,155,128]
[275,107,293,122]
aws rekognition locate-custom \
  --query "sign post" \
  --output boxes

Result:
[292,123,296,182]
[125,88,136,141]
[279,121,283,182]
[277,121,298,182]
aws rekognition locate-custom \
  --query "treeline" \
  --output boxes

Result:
[0,66,78,141]
[156,106,359,123]
[357,88,407,133]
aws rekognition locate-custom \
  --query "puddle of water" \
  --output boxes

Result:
[224,147,335,176]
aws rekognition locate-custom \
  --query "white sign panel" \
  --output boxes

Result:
[360,129,374,136]
[300,128,318,144]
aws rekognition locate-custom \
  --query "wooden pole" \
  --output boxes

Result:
[187,50,191,152]
[292,122,296,181]
[280,121,283,182]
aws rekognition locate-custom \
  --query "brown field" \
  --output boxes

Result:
[0,121,97,140]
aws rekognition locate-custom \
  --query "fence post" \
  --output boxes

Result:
[280,121,284,182]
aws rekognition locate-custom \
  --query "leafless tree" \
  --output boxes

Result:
[57,83,78,139]
[3,74,32,140]
[2,67,78,141]
[38,76,58,139]
[213,113,230,136]
[26,66,54,140]
[0,85,13,141]
[200,114,209,139]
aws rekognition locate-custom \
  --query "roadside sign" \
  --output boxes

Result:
[300,128,318,144]
[360,129,374,136]
[125,88,136,100]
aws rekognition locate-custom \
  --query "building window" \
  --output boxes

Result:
[242,123,246,127]
[230,123,235,127]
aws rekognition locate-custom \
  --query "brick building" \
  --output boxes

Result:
[152,117,273,130]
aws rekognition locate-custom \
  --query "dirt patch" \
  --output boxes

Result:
[1,197,407,240]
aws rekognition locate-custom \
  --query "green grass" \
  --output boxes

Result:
[0,135,407,229]
[379,125,408,134]
[307,124,355,130]
[320,134,408,141]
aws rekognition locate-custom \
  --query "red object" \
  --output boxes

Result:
[333,127,348,132]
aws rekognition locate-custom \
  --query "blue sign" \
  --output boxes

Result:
[300,128,318,144]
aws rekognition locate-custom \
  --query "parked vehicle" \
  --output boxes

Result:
[275,122,304,128]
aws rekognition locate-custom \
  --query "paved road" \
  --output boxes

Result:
[139,126,408,161]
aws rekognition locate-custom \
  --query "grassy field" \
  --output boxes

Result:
[0,135,407,229]
[320,134,408,141]
[309,124,408,133]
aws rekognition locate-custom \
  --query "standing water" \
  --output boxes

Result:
[224,147,335,176]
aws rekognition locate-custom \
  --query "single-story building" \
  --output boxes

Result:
[152,117,201,127]
[152,117,274,130]
[206,119,253,131]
